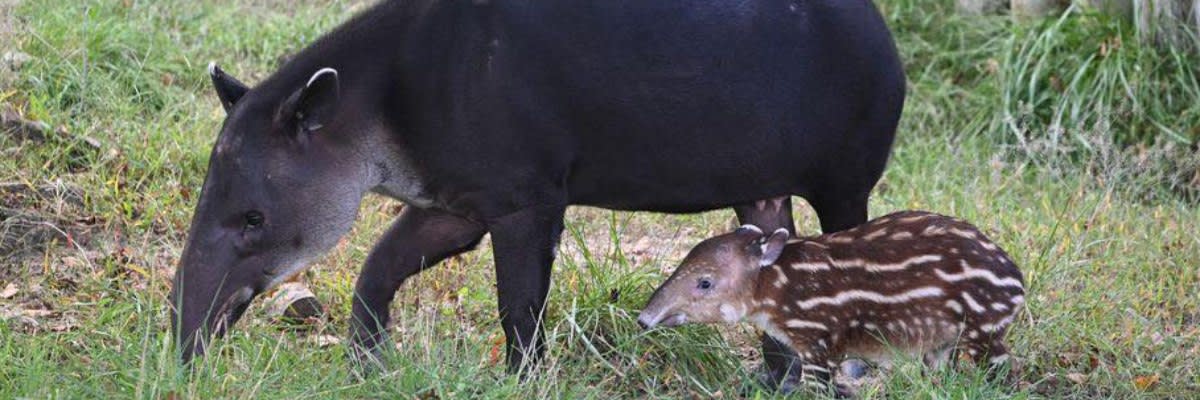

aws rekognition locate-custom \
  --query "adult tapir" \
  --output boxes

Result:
[171,0,905,387]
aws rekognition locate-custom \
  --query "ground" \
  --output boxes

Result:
[1,0,1198,398]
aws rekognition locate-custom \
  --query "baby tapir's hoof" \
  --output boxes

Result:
[743,369,853,399]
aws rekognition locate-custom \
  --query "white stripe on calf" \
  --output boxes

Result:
[945,299,964,314]
[833,254,944,273]
[797,287,945,310]
[981,315,1015,333]
[802,364,830,373]
[961,292,987,313]
[785,319,829,331]
[791,262,831,272]
[989,354,1010,364]
[935,260,1024,288]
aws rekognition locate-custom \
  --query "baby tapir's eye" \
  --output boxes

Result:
[697,278,713,290]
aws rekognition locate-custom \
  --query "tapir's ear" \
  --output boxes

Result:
[758,228,790,266]
[292,68,340,132]
[735,224,764,236]
[208,62,249,112]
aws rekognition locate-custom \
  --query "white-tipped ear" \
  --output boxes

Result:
[293,67,340,132]
[208,62,249,112]
[737,224,763,234]
[306,68,338,88]
[759,228,790,266]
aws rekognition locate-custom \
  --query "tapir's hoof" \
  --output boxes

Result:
[841,359,870,379]
[346,341,388,378]
[743,368,854,399]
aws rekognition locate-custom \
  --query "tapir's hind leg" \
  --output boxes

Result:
[734,198,801,389]
[350,207,486,365]
[809,190,870,233]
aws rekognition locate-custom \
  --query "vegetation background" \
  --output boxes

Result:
[1,0,1198,398]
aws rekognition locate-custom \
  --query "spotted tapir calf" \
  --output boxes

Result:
[638,211,1025,395]
[170,0,906,383]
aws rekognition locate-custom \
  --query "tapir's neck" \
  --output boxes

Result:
[258,1,442,206]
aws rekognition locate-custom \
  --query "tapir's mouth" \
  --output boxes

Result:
[212,286,255,337]
[659,313,687,327]
[637,311,688,330]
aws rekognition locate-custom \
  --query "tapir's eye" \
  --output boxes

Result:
[697,278,713,290]
[244,211,265,229]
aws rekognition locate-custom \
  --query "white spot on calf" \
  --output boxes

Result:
[719,303,744,322]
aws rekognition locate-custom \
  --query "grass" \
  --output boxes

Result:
[2,0,1199,398]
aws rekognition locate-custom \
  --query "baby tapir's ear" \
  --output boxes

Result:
[758,228,789,266]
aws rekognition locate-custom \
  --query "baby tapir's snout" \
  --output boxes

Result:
[638,225,790,330]
[640,211,1025,394]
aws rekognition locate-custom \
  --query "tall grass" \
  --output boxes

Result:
[2,0,1199,398]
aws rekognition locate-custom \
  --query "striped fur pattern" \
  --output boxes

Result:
[638,211,1024,394]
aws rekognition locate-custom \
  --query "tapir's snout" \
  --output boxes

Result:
[170,236,264,363]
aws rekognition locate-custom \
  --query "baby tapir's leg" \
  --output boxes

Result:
[783,334,852,398]
[962,333,1014,382]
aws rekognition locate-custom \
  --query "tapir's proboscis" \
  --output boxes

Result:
[171,0,905,385]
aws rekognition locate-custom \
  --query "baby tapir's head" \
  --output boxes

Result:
[638,226,789,329]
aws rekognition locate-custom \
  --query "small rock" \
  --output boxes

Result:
[2,51,32,70]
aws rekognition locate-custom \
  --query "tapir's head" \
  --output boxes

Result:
[172,64,377,362]
[637,226,789,329]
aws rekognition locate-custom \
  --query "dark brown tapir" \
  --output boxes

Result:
[172,0,905,387]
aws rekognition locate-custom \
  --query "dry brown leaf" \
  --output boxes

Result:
[1133,374,1159,390]
[0,283,17,299]
[1066,372,1088,385]
[312,335,341,348]
[22,308,52,318]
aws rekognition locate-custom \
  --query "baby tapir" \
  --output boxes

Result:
[638,211,1024,394]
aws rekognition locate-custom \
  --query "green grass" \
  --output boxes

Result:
[2,0,1199,398]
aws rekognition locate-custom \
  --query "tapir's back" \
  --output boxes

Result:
[480,0,905,211]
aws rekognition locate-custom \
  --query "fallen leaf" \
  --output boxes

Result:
[487,335,504,366]
[49,321,77,332]
[0,283,17,299]
[1133,374,1159,390]
[312,335,341,348]
[1066,372,1088,385]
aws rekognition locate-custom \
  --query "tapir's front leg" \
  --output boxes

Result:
[350,207,486,364]
[487,203,567,373]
